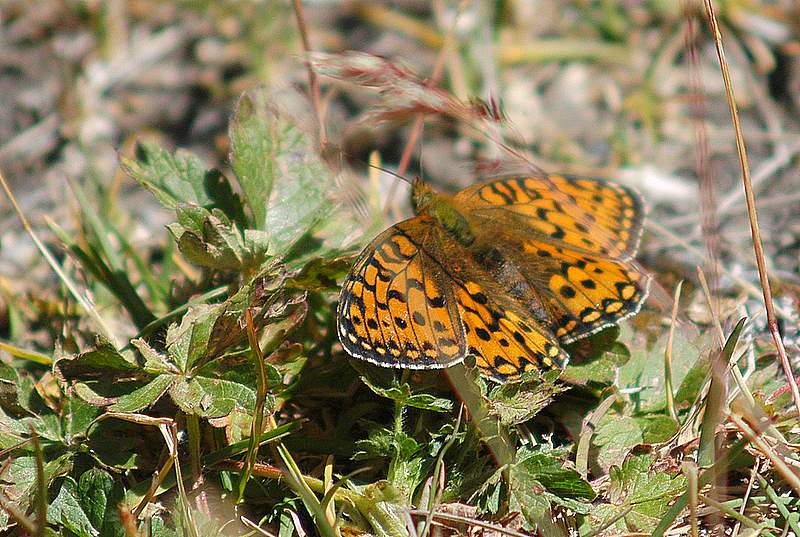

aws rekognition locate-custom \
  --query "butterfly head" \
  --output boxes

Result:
[411,176,437,214]
[411,177,474,246]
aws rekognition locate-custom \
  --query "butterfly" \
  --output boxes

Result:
[337,174,650,382]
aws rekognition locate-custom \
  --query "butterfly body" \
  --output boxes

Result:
[338,174,650,382]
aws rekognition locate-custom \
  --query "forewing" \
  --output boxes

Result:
[455,174,645,260]
[337,217,466,369]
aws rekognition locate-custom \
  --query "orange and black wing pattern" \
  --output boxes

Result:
[457,174,650,344]
[450,277,567,381]
[456,174,645,260]
[338,173,649,382]
[337,217,466,369]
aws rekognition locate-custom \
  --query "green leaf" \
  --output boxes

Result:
[64,395,102,439]
[48,477,99,537]
[87,420,148,470]
[508,462,552,527]
[638,415,678,443]
[169,376,260,418]
[149,515,178,537]
[0,362,24,415]
[0,452,72,521]
[562,341,630,384]
[165,303,218,372]
[77,468,125,537]
[474,467,506,516]
[55,338,140,381]
[203,168,248,227]
[360,377,453,413]
[487,371,567,425]
[354,427,420,460]
[592,414,644,472]
[106,271,302,418]
[229,88,334,254]
[616,322,711,413]
[585,453,687,534]
[0,408,27,449]
[6,376,64,443]
[508,449,594,530]
[122,141,217,210]
[515,449,595,502]
[109,374,174,413]
[130,338,177,374]
[674,352,710,407]
[168,205,270,271]
[354,426,426,503]
[203,270,305,363]
[0,456,37,508]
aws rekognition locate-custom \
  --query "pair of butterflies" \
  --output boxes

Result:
[337,173,650,382]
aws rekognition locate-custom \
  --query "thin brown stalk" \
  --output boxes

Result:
[729,413,800,496]
[406,509,533,537]
[703,0,800,418]
[380,1,466,215]
[731,459,760,537]
[31,430,46,537]
[682,461,699,537]
[292,0,328,148]
[395,0,467,179]
[665,281,683,421]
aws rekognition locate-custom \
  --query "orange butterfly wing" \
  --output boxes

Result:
[456,174,644,259]
[339,173,649,382]
[456,174,650,343]
[337,216,466,369]
[452,278,567,381]
[338,214,567,381]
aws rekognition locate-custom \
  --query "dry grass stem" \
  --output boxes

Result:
[703,0,800,418]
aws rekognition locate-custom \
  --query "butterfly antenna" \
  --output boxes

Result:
[365,161,413,187]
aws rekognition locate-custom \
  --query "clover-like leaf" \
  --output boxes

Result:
[229,88,335,256]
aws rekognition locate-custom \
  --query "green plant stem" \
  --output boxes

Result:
[419,405,463,537]
[394,370,411,437]
[664,281,682,421]
[0,341,52,365]
[239,308,271,502]
[698,494,769,533]
[186,413,201,483]
[31,430,46,537]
